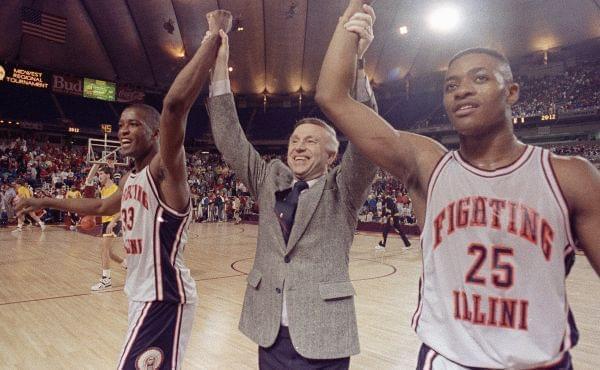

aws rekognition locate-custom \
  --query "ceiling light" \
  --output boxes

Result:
[169,46,185,59]
[428,4,460,33]
[237,26,244,31]
[399,26,408,35]
[228,67,233,72]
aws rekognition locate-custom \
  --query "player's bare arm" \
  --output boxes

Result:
[16,172,130,217]
[85,163,101,185]
[106,211,122,235]
[151,10,233,213]
[315,0,445,199]
[16,186,121,217]
[211,28,230,89]
[552,155,600,276]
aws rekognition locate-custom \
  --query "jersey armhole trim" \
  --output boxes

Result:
[145,167,191,217]
[540,150,576,247]
[411,238,426,331]
[153,207,163,301]
[426,152,453,206]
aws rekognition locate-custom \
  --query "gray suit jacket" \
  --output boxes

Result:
[207,93,377,359]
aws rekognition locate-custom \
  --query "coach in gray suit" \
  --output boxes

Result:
[205,22,377,369]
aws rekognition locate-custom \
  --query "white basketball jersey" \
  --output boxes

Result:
[413,145,578,368]
[120,166,197,304]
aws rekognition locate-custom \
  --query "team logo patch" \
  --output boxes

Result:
[135,347,164,370]
[0,65,5,81]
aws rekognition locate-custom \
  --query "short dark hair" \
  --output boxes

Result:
[125,104,160,131]
[448,47,513,81]
[98,165,113,177]
[449,47,509,67]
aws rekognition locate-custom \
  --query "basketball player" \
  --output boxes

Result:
[316,1,600,368]
[65,183,82,230]
[87,165,125,291]
[376,195,411,250]
[17,10,233,368]
[12,179,46,232]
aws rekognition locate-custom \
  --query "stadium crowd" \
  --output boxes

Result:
[512,59,600,117]
[547,142,600,163]
[2,129,599,228]
[0,136,420,227]
[3,134,600,227]
[2,57,599,219]
[416,58,600,128]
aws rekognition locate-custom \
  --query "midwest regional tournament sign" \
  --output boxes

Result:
[0,64,49,89]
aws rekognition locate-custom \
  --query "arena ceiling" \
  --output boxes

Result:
[1,0,599,97]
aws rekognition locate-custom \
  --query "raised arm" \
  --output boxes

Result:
[152,10,233,211]
[335,9,379,212]
[315,0,445,191]
[85,163,100,185]
[205,30,269,197]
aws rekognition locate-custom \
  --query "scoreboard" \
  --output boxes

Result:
[513,113,558,125]
[83,78,116,101]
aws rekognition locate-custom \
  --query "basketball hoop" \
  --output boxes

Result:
[87,137,128,167]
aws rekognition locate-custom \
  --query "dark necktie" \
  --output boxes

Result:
[274,180,308,244]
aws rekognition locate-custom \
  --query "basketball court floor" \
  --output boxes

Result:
[0,223,598,369]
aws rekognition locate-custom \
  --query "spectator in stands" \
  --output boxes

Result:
[232,195,242,224]
[2,183,16,220]
[215,191,225,222]
[200,193,209,221]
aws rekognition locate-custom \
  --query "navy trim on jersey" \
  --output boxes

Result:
[119,302,152,369]
[565,308,579,350]
[413,153,452,332]
[416,343,489,370]
[139,165,192,304]
[127,165,143,179]
[426,152,453,204]
[118,302,183,370]
[411,273,423,330]
[170,212,190,305]
[145,166,191,217]
[153,207,162,301]
[416,343,438,370]
[416,343,573,370]
[564,246,575,277]
[540,150,576,247]
[172,305,183,369]
[157,208,189,303]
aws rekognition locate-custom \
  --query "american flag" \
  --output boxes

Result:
[21,7,67,44]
